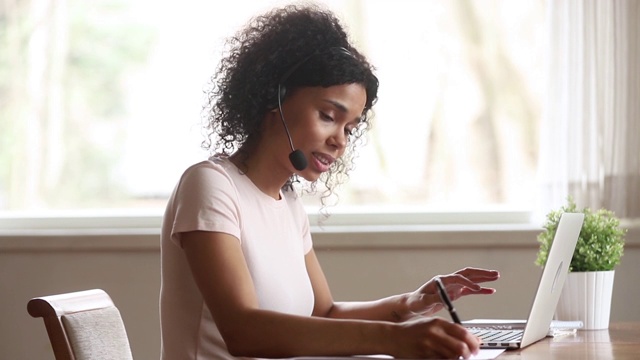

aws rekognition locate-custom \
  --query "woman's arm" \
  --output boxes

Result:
[181,230,389,358]
[306,249,500,322]
[182,230,482,359]
[305,249,411,322]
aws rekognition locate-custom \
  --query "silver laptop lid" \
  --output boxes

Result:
[520,212,584,348]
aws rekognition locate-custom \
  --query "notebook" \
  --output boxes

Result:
[463,212,585,349]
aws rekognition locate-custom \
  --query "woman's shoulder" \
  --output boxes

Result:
[182,156,233,176]
[177,156,238,189]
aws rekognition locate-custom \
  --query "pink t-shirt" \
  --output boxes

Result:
[159,158,314,359]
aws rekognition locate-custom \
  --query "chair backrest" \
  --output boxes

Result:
[27,289,134,360]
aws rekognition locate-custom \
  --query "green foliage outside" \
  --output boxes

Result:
[535,197,626,272]
[0,0,155,210]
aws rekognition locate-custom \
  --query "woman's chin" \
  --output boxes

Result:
[298,172,321,183]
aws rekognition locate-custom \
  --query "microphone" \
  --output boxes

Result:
[289,149,308,171]
[277,83,308,171]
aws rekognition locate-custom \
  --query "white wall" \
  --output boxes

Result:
[1,227,638,359]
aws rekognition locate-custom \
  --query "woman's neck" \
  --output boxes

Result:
[229,148,291,200]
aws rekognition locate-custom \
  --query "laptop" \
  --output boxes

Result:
[463,212,585,349]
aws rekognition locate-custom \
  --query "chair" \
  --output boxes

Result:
[27,289,134,360]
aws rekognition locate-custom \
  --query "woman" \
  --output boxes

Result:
[160,4,500,359]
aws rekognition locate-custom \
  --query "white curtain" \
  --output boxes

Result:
[538,0,640,220]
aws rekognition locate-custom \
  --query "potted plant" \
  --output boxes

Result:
[535,197,626,330]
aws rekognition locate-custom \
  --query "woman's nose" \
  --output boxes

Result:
[329,129,348,149]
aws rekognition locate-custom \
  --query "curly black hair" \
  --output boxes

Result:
[202,4,379,206]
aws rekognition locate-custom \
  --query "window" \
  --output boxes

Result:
[0,0,545,221]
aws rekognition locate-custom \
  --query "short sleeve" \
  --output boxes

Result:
[169,161,242,246]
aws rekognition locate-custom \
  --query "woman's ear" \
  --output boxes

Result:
[267,108,280,121]
[262,109,280,131]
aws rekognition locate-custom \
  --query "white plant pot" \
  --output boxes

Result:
[555,270,615,330]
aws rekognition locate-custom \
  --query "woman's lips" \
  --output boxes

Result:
[311,152,334,172]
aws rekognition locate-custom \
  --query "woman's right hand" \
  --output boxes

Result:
[389,317,481,359]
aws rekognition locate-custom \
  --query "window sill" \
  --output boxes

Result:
[1,212,638,251]
[0,223,554,252]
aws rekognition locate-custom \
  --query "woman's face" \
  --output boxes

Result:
[279,83,367,182]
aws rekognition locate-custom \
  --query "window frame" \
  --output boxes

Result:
[0,207,535,235]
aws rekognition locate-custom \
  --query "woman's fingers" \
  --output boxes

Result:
[400,318,480,359]
[455,267,501,283]
[446,323,481,357]
[432,320,480,359]
[409,268,500,316]
[438,272,498,300]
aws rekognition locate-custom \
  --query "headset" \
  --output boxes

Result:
[276,47,353,171]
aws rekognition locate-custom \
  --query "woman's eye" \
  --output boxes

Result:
[320,112,333,121]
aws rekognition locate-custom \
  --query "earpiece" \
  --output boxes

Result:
[278,85,287,102]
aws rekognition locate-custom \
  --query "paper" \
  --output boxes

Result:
[470,349,506,359]
[550,320,583,329]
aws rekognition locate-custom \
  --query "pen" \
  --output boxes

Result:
[435,277,462,324]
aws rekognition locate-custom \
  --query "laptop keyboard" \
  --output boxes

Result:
[468,328,524,345]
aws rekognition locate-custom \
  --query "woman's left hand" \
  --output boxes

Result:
[405,267,500,318]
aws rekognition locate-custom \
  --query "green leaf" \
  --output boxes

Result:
[535,196,626,272]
